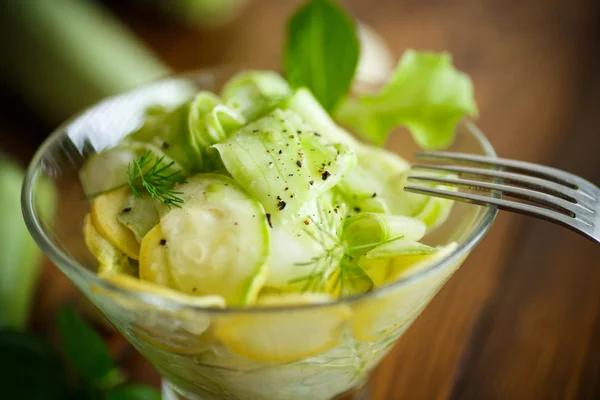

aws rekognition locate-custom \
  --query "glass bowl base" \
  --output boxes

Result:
[161,379,372,400]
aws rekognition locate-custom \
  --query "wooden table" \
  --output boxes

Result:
[1,0,599,398]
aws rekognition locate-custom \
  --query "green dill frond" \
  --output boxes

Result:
[126,151,187,208]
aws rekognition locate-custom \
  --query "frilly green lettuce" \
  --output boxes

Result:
[336,50,477,150]
[221,70,291,121]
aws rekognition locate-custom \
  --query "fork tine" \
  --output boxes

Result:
[414,152,596,200]
[410,164,592,206]
[407,176,595,218]
[403,186,592,234]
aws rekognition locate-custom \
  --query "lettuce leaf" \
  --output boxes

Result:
[214,108,355,216]
[336,50,477,149]
[125,103,203,172]
[221,71,291,122]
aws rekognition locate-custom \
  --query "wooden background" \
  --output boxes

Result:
[1,0,600,398]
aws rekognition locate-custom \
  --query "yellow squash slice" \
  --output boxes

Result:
[214,293,352,363]
[83,213,135,276]
[91,187,141,259]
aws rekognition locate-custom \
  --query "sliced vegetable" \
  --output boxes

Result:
[139,224,174,286]
[84,214,135,276]
[337,145,410,214]
[117,194,160,243]
[387,242,458,282]
[338,149,454,229]
[265,197,345,290]
[343,213,427,254]
[126,102,202,172]
[336,50,478,149]
[357,240,435,286]
[155,174,270,305]
[90,188,141,259]
[214,293,351,362]
[221,71,291,121]
[187,91,247,170]
[214,108,355,216]
[283,88,358,147]
[80,142,185,197]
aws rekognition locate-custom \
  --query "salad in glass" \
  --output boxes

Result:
[23,1,495,399]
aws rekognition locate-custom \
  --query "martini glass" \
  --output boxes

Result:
[22,68,497,400]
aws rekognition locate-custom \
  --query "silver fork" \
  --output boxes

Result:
[403,152,600,244]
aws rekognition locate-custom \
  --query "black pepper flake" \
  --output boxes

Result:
[297,130,302,134]
[322,171,331,180]
[289,174,294,176]
[372,192,377,198]
[277,196,282,201]
[266,213,273,228]
[309,180,314,185]
[333,208,338,214]
[278,150,283,154]
[303,219,310,225]
[289,135,294,139]
[328,162,331,166]
[122,207,132,213]
[284,187,289,191]
[234,222,238,226]
[314,132,321,136]
[161,142,170,149]
[277,201,287,210]
[159,239,167,245]
[252,129,259,133]
[290,194,295,198]
[354,207,362,212]
[296,160,302,167]
[283,129,288,133]
[269,162,274,166]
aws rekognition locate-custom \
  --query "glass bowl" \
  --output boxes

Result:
[22,68,497,400]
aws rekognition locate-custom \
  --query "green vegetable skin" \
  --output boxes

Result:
[0,157,55,329]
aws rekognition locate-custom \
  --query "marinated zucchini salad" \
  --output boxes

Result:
[82,65,471,307]
[72,1,482,398]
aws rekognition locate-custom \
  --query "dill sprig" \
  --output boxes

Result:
[86,151,187,207]
[290,201,404,294]
[126,151,187,208]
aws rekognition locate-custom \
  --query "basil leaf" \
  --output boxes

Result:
[336,50,478,149]
[0,330,69,400]
[57,306,113,382]
[284,0,360,112]
[106,384,161,400]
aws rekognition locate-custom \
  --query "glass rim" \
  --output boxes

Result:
[21,67,498,315]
